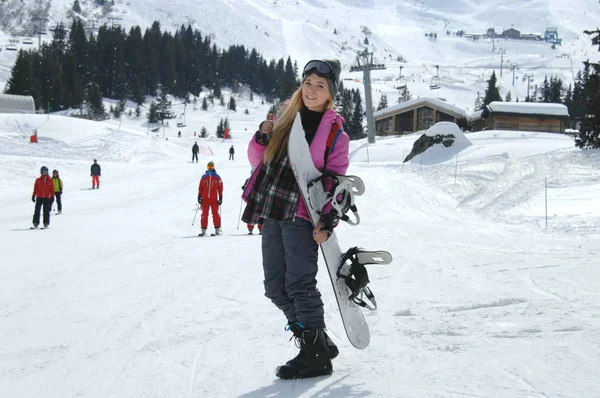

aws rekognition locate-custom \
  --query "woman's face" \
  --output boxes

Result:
[302,73,331,112]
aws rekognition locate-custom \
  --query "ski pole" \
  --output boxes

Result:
[192,203,200,225]
[236,196,244,230]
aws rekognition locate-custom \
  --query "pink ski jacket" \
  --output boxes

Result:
[243,109,350,222]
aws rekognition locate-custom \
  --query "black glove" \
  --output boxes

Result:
[31,195,35,203]
[256,131,270,146]
[218,197,223,205]
[197,195,202,204]
[319,213,339,237]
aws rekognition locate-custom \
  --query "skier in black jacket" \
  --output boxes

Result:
[192,142,199,163]
[91,159,101,189]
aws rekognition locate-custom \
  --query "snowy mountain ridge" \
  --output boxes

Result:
[1,0,600,111]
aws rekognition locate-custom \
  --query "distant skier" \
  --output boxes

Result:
[91,159,101,189]
[197,161,223,236]
[52,169,63,214]
[31,166,55,228]
[241,59,345,379]
[192,141,199,163]
[229,145,235,160]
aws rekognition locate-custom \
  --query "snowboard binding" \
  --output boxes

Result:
[337,247,393,310]
[307,172,365,226]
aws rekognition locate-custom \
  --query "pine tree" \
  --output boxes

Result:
[228,97,236,111]
[220,94,225,107]
[348,94,365,140]
[339,88,353,124]
[538,75,551,102]
[72,0,81,13]
[200,126,208,138]
[482,71,502,109]
[575,28,600,149]
[146,101,159,124]
[202,97,208,110]
[505,91,512,102]
[155,90,175,124]
[4,50,35,98]
[397,86,412,103]
[267,103,278,118]
[87,83,105,119]
[216,118,225,138]
[213,79,221,98]
[377,93,388,110]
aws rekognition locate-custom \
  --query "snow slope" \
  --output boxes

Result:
[1,105,599,397]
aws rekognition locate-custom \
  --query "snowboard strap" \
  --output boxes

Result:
[337,247,378,310]
[307,172,361,226]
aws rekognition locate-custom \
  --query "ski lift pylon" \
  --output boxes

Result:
[430,65,441,90]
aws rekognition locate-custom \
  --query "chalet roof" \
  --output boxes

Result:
[468,110,484,121]
[0,93,36,114]
[486,101,569,117]
[374,97,467,120]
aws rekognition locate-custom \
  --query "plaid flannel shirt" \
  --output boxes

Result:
[242,154,299,224]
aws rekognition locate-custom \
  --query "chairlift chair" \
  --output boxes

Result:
[394,77,407,90]
[176,113,186,127]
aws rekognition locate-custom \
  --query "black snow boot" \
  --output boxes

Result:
[276,329,332,379]
[288,322,338,359]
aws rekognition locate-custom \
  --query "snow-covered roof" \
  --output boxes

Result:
[374,97,467,120]
[468,110,484,121]
[487,101,569,116]
[0,94,36,114]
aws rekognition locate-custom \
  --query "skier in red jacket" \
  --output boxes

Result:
[197,161,223,236]
[31,166,55,228]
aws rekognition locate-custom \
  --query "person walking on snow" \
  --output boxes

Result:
[241,59,346,379]
[32,166,55,228]
[52,169,63,214]
[192,141,199,163]
[91,159,101,189]
[197,161,223,236]
[229,145,235,160]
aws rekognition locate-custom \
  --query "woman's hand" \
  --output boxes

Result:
[313,222,329,245]
[260,120,274,134]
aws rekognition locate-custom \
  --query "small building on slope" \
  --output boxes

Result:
[479,102,569,133]
[373,97,467,135]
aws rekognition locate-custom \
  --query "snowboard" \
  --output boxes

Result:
[287,113,385,349]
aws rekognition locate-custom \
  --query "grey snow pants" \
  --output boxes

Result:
[261,218,325,330]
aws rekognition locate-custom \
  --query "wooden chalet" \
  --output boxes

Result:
[373,97,467,135]
[476,102,569,133]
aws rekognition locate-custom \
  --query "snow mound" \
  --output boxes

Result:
[408,122,472,165]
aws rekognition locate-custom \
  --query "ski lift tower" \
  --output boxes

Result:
[31,17,49,48]
[349,48,386,144]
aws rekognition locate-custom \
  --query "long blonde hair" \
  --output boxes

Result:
[263,84,334,164]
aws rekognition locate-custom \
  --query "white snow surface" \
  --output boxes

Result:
[487,101,570,116]
[1,100,600,397]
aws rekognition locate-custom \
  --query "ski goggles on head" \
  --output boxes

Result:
[302,60,335,81]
